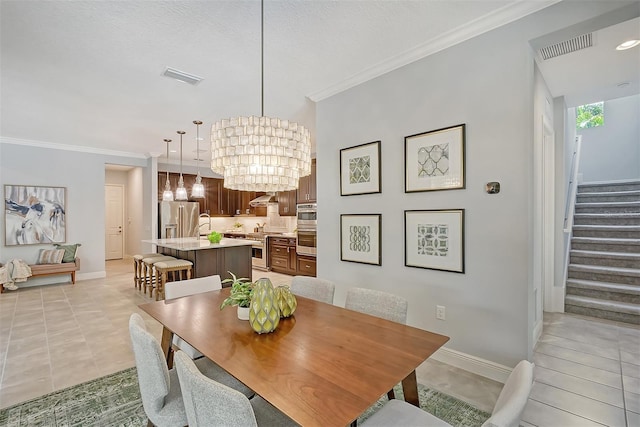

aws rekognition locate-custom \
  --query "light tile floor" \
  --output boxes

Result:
[0,258,638,427]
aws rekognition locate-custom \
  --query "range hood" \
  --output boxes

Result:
[249,193,277,207]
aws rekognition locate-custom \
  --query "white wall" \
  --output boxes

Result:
[579,94,640,183]
[0,141,152,285]
[315,1,626,368]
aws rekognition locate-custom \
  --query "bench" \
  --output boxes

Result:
[0,258,80,293]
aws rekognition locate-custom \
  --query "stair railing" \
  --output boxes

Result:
[563,135,582,285]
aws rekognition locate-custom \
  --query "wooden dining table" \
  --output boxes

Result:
[138,288,449,426]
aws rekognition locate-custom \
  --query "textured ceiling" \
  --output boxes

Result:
[6,0,629,165]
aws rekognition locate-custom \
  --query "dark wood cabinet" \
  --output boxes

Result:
[277,190,297,216]
[296,255,316,277]
[297,159,316,203]
[269,237,297,275]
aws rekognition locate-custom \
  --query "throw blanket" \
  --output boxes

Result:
[0,259,32,290]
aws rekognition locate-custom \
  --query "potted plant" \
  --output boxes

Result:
[220,272,252,320]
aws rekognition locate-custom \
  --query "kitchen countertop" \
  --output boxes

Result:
[143,237,254,251]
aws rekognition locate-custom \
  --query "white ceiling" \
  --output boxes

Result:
[1,0,637,164]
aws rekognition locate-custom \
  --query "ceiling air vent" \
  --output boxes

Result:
[162,67,203,85]
[539,33,593,60]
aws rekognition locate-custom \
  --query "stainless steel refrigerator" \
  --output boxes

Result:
[158,201,199,238]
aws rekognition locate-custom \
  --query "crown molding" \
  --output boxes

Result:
[307,0,561,102]
[0,136,148,159]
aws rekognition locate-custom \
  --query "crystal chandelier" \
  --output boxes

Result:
[175,130,188,201]
[191,120,205,198]
[211,0,311,192]
[161,138,174,201]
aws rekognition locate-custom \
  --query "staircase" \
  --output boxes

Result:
[565,180,640,325]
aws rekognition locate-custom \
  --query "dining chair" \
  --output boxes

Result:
[128,314,253,427]
[174,350,299,427]
[345,287,408,400]
[164,275,222,360]
[361,360,535,427]
[290,276,336,304]
[344,287,408,324]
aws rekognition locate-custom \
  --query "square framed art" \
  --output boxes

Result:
[340,141,381,196]
[340,214,382,265]
[405,124,465,192]
[5,185,67,246]
[404,209,464,273]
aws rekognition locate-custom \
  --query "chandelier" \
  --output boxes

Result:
[210,0,311,192]
[161,139,174,201]
[191,120,205,198]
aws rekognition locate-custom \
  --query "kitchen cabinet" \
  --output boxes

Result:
[296,255,316,277]
[277,190,297,216]
[269,237,297,275]
[234,191,267,216]
[297,158,316,203]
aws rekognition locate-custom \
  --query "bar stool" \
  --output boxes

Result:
[133,253,164,290]
[142,255,176,297]
[153,259,194,301]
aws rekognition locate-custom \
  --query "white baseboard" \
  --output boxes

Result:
[533,321,543,345]
[77,271,106,281]
[430,347,512,383]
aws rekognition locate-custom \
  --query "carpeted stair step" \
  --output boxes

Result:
[573,213,640,226]
[570,250,640,269]
[571,237,640,253]
[578,181,640,193]
[565,295,640,325]
[577,190,640,203]
[566,279,640,304]
[568,264,640,285]
[574,201,640,214]
[572,225,640,239]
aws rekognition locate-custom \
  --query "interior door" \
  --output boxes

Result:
[105,184,124,260]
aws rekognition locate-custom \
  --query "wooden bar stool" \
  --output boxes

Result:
[142,255,176,297]
[153,259,194,301]
[133,253,164,290]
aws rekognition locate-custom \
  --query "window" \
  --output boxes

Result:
[576,101,604,129]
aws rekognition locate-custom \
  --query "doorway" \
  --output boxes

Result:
[105,184,124,260]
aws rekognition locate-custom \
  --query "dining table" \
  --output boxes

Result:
[138,287,450,426]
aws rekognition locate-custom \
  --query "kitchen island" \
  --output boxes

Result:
[143,237,253,284]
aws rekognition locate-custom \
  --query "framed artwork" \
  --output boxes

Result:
[340,141,381,196]
[4,185,66,246]
[405,124,465,192]
[404,209,464,273]
[340,214,382,266]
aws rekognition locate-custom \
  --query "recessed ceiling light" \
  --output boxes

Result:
[170,150,177,153]
[616,39,640,50]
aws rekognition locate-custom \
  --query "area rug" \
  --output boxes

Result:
[0,367,490,426]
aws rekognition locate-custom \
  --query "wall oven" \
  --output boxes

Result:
[296,203,317,256]
[296,229,316,256]
[296,203,317,227]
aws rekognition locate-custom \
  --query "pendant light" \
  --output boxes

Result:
[175,130,188,201]
[211,0,311,192]
[191,120,205,198]
[162,139,174,201]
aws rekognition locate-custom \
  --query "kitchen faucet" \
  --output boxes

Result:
[199,213,211,230]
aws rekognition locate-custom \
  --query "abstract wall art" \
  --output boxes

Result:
[405,209,464,273]
[405,124,465,192]
[340,141,381,196]
[4,185,67,246]
[340,214,381,265]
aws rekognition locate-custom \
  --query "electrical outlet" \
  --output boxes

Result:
[436,305,446,320]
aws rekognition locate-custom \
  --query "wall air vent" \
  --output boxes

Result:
[539,33,593,60]
[162,67,203,85]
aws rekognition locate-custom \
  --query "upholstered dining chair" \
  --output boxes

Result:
[174,350,299,427]
[345,287,408,400]
[164,274,222,360]
[362,360,535,427]
[128,313,253,427]
[290,276,336,304]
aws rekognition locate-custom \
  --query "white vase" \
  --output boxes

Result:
[237,306,250,320]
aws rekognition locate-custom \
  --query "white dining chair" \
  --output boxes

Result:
[164,275,222,359]
[344,287,408,324]
[290,276,336,304]
[174,350,299,427]
[362,360,535,427]
[128,313,253,426]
